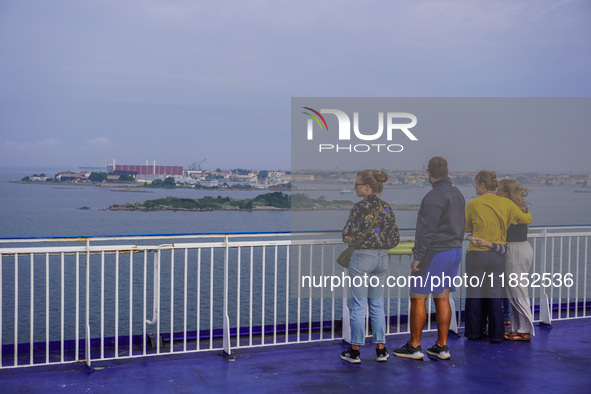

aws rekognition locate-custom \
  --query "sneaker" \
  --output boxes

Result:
[376,347,389,362]
[426,344,451,360]
[392,342,424,360]
[341,347,361,364]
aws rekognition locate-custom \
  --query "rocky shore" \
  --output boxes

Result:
[107,193,419,212]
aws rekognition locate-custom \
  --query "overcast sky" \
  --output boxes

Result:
[1,0,590,173]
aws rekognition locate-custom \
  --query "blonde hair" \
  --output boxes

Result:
[475,170,498,191]
[357,169,388,194]
[499,179,530,213]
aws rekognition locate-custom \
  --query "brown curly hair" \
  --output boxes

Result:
[357,169,388,194]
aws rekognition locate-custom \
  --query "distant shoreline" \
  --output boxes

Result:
[11,180,590,189]
[108,205,420,212]
[8,180,286,191]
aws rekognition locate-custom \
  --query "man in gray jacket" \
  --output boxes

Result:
[393,157,466,360]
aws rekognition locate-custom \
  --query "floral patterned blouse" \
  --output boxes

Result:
[342,195,400,249]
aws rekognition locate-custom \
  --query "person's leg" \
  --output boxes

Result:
[486,252,506,342]
[392,292,426,359]
[367,253,389,362]
[368,296,386,352]
[409,294,428,347]
[429,248,461,347]
[367,250,387,347]
[341,251,370,363]
[349,296,367,349]
[487,298,503,342]
[433,289,451,347]
[347,250,378,348]
[502,298,511,327]
[393,255,429,359]
[465,251,485,339]
[506,242,535,336]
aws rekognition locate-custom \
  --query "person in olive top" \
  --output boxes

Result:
[464,171,532,343]
[340,170,400,364]
[469,179,535,341]
[392,157,465,360]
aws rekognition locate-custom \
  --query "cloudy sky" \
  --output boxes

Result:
[0,0,590,172]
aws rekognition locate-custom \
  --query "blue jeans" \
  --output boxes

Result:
[348,249,387,346]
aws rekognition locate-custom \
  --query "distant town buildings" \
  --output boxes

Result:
[290,170,591,188]
[26,159,591,188]
[56,171,91,182]
[44,159,291,188]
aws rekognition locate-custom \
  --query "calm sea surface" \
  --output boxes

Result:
[1,168,590,238]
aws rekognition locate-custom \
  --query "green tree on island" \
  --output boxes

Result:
[150,177,176,188]
[89,172,108,182]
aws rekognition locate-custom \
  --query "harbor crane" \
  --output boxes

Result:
[189,159,206,171]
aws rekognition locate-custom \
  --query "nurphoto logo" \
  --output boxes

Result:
[302,107,418,153]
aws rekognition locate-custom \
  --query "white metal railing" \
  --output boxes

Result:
[0,226,589,369]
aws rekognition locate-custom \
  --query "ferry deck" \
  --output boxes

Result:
[1,318,590,393]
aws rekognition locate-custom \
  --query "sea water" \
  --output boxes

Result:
[1,168,591,238]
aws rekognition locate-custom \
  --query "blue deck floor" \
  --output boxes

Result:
[2,318,591,393]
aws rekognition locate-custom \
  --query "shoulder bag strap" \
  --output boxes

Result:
[352,203,383,248]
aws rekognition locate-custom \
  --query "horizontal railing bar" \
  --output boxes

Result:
[1,231,588,256]
[529,232,591,238]
[0,236,418,256]
[0,230,285,241]
[0,224,588,243]
[529,224,591,229]
[0,229,418,245]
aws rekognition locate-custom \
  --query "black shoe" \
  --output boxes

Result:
[426,344,451,360]
[341,347,361,364]
[392,342,424,360]
[376,346,389,362]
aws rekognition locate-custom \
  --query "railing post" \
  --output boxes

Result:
[539,228,552,325]
[449,297,458,334]
[146,251,160,325]
[146,248,163,354]
[85,238,92,367]
[222,235,233,359]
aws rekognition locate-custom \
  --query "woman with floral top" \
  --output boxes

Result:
[340,170,399,364]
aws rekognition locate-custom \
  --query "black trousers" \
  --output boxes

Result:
[464,250,506,342]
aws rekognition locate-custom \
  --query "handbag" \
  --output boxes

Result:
[337,204,383,268]
[336,246,356,268]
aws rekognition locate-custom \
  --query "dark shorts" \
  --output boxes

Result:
[411,248,462,295]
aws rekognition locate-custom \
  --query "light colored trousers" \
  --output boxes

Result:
[506,241,535,335]
[348,249,387,346]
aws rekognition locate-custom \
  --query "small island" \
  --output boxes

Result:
[108,192,420,212]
